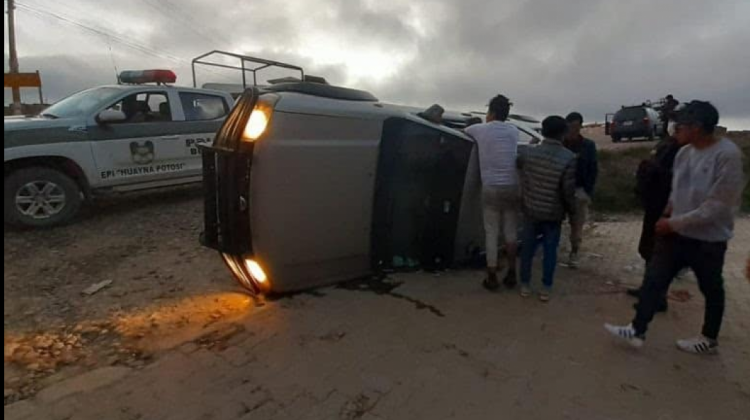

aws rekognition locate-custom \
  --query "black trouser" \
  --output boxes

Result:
[633,234,727,340]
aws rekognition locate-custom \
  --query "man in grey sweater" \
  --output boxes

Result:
[606,101,746,354]
[517,116,577,302]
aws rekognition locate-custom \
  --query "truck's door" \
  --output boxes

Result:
[604,113,615,135]
[88,89,192,188]
[173,90,231,178]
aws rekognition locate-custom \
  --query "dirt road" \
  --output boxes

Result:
[4,186,242,401]
[4,187,750,419]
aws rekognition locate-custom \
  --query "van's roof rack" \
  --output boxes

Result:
[193,50,378,102]
[192,50,305,89]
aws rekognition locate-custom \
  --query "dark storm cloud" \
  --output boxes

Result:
[6,0,749,127]
[364,0,750,122]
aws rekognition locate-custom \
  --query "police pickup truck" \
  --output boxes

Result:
[4,70,234,228]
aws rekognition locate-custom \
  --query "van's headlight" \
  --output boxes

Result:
[221,254,270,294]
[242,100,275,142]
[243,108,269,141]
[244,259,268,284]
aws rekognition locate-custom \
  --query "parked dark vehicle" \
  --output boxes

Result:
[606,105,665,143]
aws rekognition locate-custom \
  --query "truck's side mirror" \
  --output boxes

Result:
[96,109,127,125]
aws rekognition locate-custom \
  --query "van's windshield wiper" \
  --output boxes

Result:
[40,113,59,119]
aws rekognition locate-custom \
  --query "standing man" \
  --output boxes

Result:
[627,127,687,312]
[563,112,598,268]
[517,116,577,302]
[465,95,520,291]
[662,95,679,122]
[605,101,746,354]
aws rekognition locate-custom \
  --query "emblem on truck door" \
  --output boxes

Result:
[130,141,155,165]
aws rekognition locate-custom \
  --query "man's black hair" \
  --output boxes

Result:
[488,95,511,121]
[542,116,568,140]
[675,100,719,134]
[565,112,584,125]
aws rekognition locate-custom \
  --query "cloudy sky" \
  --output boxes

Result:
[4,0,750,128]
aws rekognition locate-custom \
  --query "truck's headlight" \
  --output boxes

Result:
[243,108,269,141]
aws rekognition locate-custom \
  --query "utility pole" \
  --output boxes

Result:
[7,0,23,115]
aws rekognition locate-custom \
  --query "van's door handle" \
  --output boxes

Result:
[160,135,180,140]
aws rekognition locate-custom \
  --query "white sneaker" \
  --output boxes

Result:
[676,336,718,355]
[568,252,580,269]
[538,288,551,303]
[604,323,644,348]
[520,284,532,298]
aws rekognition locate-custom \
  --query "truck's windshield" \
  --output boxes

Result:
[42,87,123,119]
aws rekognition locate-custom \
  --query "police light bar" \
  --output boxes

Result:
[119,70,177,85]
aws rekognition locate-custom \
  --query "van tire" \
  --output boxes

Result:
[612,135,621,143]
[4,167,83,228]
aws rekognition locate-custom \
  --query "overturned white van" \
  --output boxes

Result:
[196,52,540,294]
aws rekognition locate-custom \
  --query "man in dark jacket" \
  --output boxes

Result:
[563,112,598,268]
[660,94,679,127]
[635,137,684,261]
[517,116,577,302]
[627,135,686,312]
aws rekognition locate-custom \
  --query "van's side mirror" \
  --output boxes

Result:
[96,109,127,125]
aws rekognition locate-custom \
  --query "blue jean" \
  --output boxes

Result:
[520,220,562,288]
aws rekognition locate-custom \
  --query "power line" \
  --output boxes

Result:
[15,1,237,84]
[140,0,231,48]
[16,1,186,64]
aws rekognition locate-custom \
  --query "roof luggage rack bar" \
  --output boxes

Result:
[192,50,305,89]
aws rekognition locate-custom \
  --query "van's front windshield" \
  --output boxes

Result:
[41,87,123,119]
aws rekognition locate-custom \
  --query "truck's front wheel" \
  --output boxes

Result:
[4,167,83,228]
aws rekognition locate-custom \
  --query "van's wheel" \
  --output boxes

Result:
[648,127,656,141]
[4,167,83,228]
[612,135,621,143]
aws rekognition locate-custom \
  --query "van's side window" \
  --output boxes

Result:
[180,93,229,121]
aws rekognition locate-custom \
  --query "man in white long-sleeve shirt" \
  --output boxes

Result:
[605,101,746,355]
